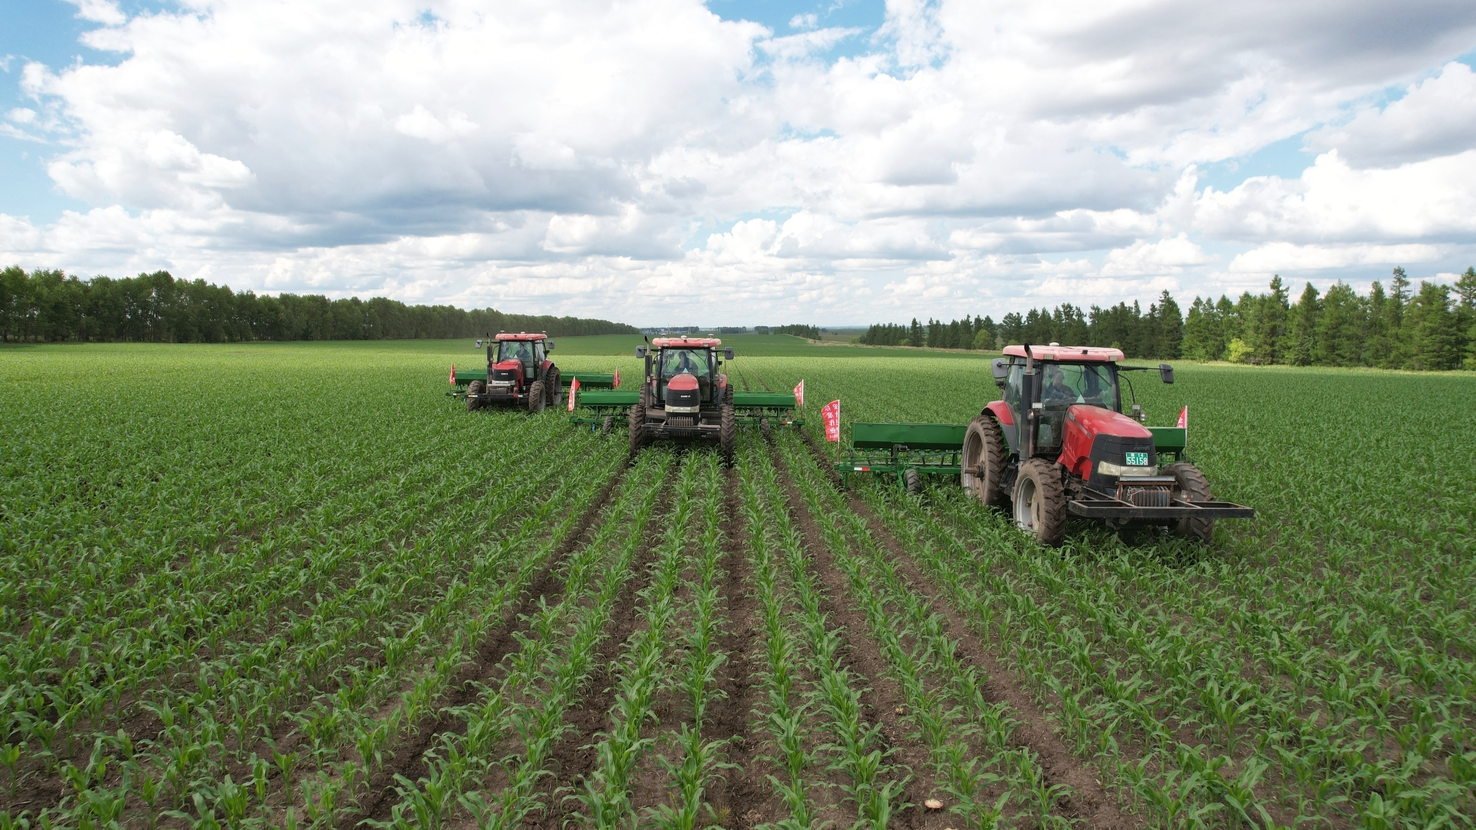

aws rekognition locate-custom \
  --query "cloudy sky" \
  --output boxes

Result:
[3,0,1475,324]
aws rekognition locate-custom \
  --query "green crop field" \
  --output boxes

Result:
[2,339,1474,829]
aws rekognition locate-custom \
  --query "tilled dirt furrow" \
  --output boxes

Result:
[796,430,1138,828]
[701,464,762,829]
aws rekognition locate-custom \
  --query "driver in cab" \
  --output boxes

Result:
[662,349,711,399]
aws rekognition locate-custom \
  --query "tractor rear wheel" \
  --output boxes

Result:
[905,468,922,495]
[628,405,646,457]
[528,382,546,414]
[962,415,1007,506]
[547,368,561,406]
[1013,458,1066,546]
[601,415,614,435]
[465,381,485,412]
[1166,462,1215,543]
[719,405,736,466]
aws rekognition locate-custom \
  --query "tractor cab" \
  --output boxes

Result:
[637,338,734,411]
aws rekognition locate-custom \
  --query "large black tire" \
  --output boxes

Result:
[1013,458,1067,547]
[1166,462,1215,543]
[961,415,1007,506]
[719,405,736,467]
[528,381,546,414]
[466,380,485,412]
[904,467,922,495]
[724,383,734,405]
[546,368,561,406]
[628,405,646,457]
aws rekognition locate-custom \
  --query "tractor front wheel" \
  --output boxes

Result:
[725,384,734,405]
[528,382,546,414]
[1013,458,1066,546]
[962,415,1007,506]
[719,405,736,466]
[466,381,485,412]
[628,405,646,457]
[547,368,561,406]
[1166,462,1215,543]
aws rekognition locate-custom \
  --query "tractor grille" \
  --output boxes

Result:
[1117,481,1173,507]
[667,416,694,428]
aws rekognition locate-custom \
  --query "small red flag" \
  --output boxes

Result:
[793,379,805,407]
[821,399,841,442]
[567,377,580,412]
[449,364,456,385]
[613,369,621,389]
[1176,406,1188,429]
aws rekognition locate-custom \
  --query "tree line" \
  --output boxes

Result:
[0,267,638,343]
[857,268,1476,370]
[858,290,1186,359]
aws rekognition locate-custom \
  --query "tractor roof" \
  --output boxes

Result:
[652,337,722,348]
[495,332,547,341]
[1003,344,1123,362]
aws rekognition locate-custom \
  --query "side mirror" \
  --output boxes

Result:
[724,347,734,361]
[636,346,647,358]
[1159,363,1174,384]
[545,340,554,351]
[992,358,1008,388]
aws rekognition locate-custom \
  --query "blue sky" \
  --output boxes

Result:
[2,0,1475,324]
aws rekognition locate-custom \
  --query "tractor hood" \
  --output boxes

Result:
[665,373,700,411]
[1066,405,1151,439]
[490,359,524,384]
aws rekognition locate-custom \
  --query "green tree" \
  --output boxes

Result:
[1181,297,1221,361]
[1456,267,1476,369]
[1286,282,1320,366]
[1313,282,1365,367]
[908,317,924,347]
[1382,266,1412,368]
[1406,281,1460,370]
[1251,276,1288,364]
[1155,290,1183,358]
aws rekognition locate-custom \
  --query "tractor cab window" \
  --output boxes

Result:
[498,340,535,370]
[533,342,545,365]
[1003,364,1023,411]
[1040,363,1118,411]
[659,348,713,400]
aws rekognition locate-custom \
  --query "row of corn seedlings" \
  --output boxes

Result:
[368,451,671,830]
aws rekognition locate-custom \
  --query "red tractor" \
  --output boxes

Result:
[628,337,736,464]
[962,344,1252,546]
[465,332,561,413]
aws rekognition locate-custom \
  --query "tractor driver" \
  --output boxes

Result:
[1041,365,1079,407]
[663,349,712,398]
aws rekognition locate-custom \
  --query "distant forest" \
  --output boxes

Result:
[859,268,1476,371]
[0,267,638,343]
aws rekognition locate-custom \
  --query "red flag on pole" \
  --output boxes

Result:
[567,377,580,412]
[613,369,621,389]
[449,364,456,385]
[793,379,805,407]
[821,399,841,442]
[1176,406,1188,429]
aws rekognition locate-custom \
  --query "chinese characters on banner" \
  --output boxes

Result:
[567,378,580,411]
[821,399,841,442]
[793,379,805,407]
